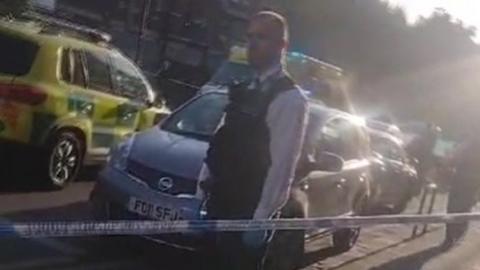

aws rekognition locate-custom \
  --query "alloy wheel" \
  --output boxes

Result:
[48,138,79,186]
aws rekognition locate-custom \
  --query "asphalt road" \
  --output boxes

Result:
[1,175,480,270]
[0,178,197,270]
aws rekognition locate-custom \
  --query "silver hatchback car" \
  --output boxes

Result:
[90,91,371,264]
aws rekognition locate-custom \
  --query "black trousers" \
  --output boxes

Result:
[205,202,270,270]
[446,175,479,241]
[210,231,268,270]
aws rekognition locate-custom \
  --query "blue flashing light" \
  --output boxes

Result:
[291,51,303,58]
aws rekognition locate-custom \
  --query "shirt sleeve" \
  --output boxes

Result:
[253,90,309,219]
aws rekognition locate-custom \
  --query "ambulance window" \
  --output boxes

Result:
[0,32,38,76]
[111,54,149,101]
[84,51,113,93]
[62,49,86,88]
[60,49,72,83]
[72,50,87,88]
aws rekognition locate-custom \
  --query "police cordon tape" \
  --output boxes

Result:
[3,212,480,238]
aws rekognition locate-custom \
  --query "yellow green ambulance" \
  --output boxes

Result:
[0,18,168,188]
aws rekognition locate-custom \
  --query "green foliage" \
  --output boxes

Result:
[0,0,30,17]
[269,0,480,134]
[282,0,478,82]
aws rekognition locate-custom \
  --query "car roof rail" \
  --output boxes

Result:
[23,11,112,43]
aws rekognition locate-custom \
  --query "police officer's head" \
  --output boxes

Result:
[247,11,289,72]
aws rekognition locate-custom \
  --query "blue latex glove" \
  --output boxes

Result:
[242,230,267,249]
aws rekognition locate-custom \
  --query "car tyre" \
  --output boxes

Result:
[391,187,412,214]
[43,132,84,189]
[332,227,360,253]
[332,194,368,253]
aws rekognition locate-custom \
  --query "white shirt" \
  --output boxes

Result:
[252,65,309,219]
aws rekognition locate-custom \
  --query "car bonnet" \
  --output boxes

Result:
[128,127,209,181]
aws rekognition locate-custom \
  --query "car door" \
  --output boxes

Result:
[61,48,110,157]
[65,48,137,158]
[381,139,414,202]
[302,116,369,218]
[338,120,370,215]
[79,49,123,154]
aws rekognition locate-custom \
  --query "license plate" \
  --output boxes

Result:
[128,197,183,221]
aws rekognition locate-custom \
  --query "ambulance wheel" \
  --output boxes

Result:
[44,132,84,189]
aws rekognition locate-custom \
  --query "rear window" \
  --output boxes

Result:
[0,32,39,76]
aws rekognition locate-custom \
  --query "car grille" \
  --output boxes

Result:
[126,159,197,196]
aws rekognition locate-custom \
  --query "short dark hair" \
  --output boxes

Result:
[251,11,289,42]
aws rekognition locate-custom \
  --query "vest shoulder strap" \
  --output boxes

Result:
[271,74,297,93]
[261,74,298,111]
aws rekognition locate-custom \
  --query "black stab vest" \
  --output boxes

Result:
[206,75,297,219]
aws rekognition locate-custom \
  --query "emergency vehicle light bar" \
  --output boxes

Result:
[24,11,112,43]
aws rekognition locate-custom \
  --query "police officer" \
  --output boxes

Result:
[443,131,480,249]
[406,123,441,186]
[205,11,309,270]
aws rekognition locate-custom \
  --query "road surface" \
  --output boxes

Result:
[1,177,480,270]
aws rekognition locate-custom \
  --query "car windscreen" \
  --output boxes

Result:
[162,93,228,140]
[0,32,39,76]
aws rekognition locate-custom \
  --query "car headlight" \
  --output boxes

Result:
[109,134,135,171]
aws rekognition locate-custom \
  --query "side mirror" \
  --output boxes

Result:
[314,152,344,172]
[145,99,155,108]
[154,112,170,125]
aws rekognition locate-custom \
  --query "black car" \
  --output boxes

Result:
[367,129,419,214]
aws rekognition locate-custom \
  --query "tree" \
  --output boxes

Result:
[273,0,478,82]
[0,0,30,17]
[268,0,480,135]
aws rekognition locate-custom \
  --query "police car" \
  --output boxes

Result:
[0,17,167,188]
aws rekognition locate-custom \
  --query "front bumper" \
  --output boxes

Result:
[91,165,209,249]
[93,165,203,221]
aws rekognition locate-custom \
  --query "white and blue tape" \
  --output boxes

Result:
[1,212,480,238]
